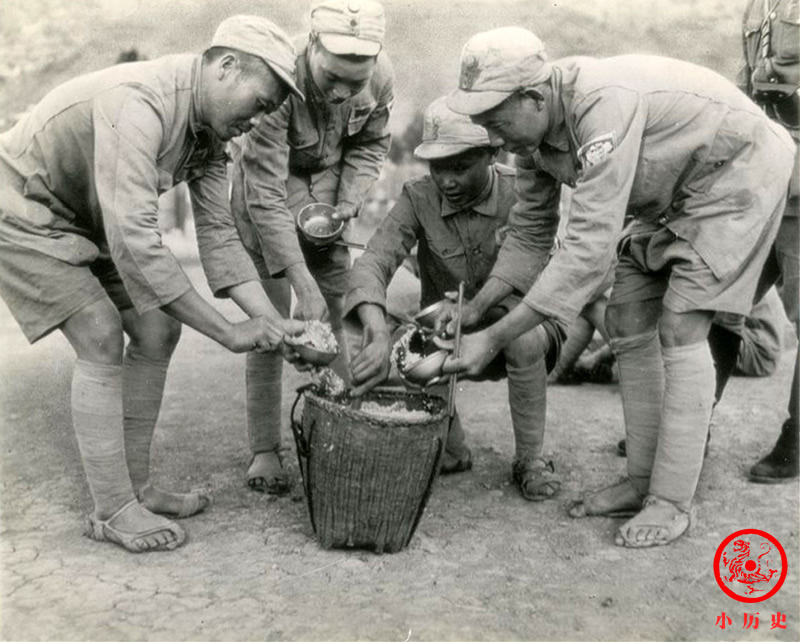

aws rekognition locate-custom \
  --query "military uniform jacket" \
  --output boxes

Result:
[345,164,516,317]
[490,55,795,326]
[227,37,394,282]
[739,0,799,108]
[0,54,258,313]
[738,0,799,198]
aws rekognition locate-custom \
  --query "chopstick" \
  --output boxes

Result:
[447,282,464,417]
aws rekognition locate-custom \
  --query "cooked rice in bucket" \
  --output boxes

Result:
[358,400,433,422]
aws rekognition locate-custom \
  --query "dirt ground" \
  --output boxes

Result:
[0,2,798,639]
[0,254,798,641]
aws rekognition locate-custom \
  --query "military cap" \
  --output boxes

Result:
[447,27,552,116]
[311,0,386,57]
[414,96,491,160]
[210,15,304,100]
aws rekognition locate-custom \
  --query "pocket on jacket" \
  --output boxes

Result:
[774,8,800,65]
[288,126,320,152]
[683,125,748,196]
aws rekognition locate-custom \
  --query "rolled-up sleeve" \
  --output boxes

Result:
[522,88,645,325]
[490,154,560,294]
[92,87,192,313]
[337,62,394,210]
[237,103,303,276]
[344,186,418,320]
[191,140,259,296]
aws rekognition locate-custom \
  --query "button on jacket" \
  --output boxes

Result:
[490,55,795,326]
[0,54,258,313]
[227,38,394,282]
[345,164,517,316]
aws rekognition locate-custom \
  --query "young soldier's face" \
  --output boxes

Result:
[308,40,376,104]
[471,92,549,157]
[206,56,289,141]
[429,148,494,210]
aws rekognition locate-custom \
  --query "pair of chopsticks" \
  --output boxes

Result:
[447,282,464,418]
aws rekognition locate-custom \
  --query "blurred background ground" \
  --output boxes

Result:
[0,1,798,641]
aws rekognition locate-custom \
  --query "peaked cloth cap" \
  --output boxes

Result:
[414,96,491,160]
[447,26,552,116]
[310,0,386,57]
[210,15,304,100]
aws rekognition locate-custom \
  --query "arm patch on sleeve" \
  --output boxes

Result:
[578,133,616,168]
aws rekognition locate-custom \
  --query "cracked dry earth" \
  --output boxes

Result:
[0,259,798,641]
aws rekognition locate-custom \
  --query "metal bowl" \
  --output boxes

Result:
[413,300,446,330]
[401,349,449,386]
[285,341,339,367]
[296,203,345,248]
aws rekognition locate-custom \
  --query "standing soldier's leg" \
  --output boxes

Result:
[570,229,669,520]
[505,323,560,500]
[750,213,799,482]
[246,276,292,494]
[603,300,664,512]
[614,179,784,547]
[615,308,715,547]
[120,307,211,516]
[0,223,185,552]
[61,299,185,552]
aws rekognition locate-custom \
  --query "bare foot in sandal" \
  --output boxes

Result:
[247,451,290,495]
[568,478,644,518]
[615,496,690,548]
[137,484,211,519]
[86,499,185,553]
[512,457,561,501]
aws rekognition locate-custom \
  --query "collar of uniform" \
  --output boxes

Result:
[189,55,206,138]
[299,43,329,108]
[541,65,569,152]
[441,165,497,217]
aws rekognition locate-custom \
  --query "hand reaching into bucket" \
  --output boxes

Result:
[350,309,392,396]
[350,328,391,397]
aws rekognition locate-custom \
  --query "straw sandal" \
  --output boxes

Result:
[568,478,643,518]
[86,499,185,553]
[136,484,211,519]
[615,495,690,548]
[513,457,561,501]
[247,451,290,495]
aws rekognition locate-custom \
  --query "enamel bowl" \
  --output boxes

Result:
[413,300,446,330]
[401,349,449,386]
[285,339,339,367]
[296,202,345,248]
